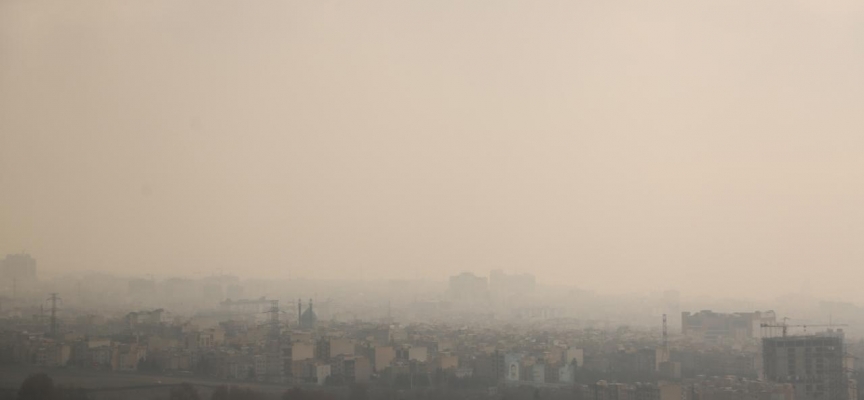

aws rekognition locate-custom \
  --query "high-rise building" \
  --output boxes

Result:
[762,332,847,400]
[2,253,37,281]
[448,272,488,302]
[489,269,535,297]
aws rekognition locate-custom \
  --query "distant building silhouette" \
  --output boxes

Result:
[2,253,37,282]
[489,269,535,298]
[448,272,488,302]
[681,310,776,341]
[300,298,317,330]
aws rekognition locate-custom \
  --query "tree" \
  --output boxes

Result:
[348,384,368,400]
[170,383,199,400]
[18,374,54,400]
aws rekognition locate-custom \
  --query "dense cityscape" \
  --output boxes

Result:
[3,253,864,400]
[4,0,862,399]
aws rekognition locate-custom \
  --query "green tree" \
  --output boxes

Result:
[18,374,54,400]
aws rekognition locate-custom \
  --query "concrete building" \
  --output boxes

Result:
[220,297,271,323]
[314,363,331,385]
[559,362,576,383]
[292,342,314,361]
[682,310,776,341]
[438,352,459,370]
[1,253,37,282]
[659,360,681,379]
[408,346,427,363]
[532,363,546,384]
[505,353,523,383]
[329,338,354,358]
[448,272,488,301]
[594,381,634,400]
[2,254,37,297]
[762,332,847,400]
[35,342,71,367]
[565,347,585,367]
[352,356,373,383]
[128,279,156,298]
[112,343,146,371]
[489,270,535,301]
[126,309,167,328]
[374,346,395,372]
[254,355,268,379]
[634,383,682,400]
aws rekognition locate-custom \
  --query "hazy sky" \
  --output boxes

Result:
[2,1,863,300]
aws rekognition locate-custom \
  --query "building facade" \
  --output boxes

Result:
[762,333,847,400]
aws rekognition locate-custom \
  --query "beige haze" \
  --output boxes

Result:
[1,0,864,300]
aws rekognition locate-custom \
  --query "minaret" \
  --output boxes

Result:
[298,298,302,325]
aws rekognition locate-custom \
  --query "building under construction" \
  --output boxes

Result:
[762,331,848,400]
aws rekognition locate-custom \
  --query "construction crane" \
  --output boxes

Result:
[760,320,848,337]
